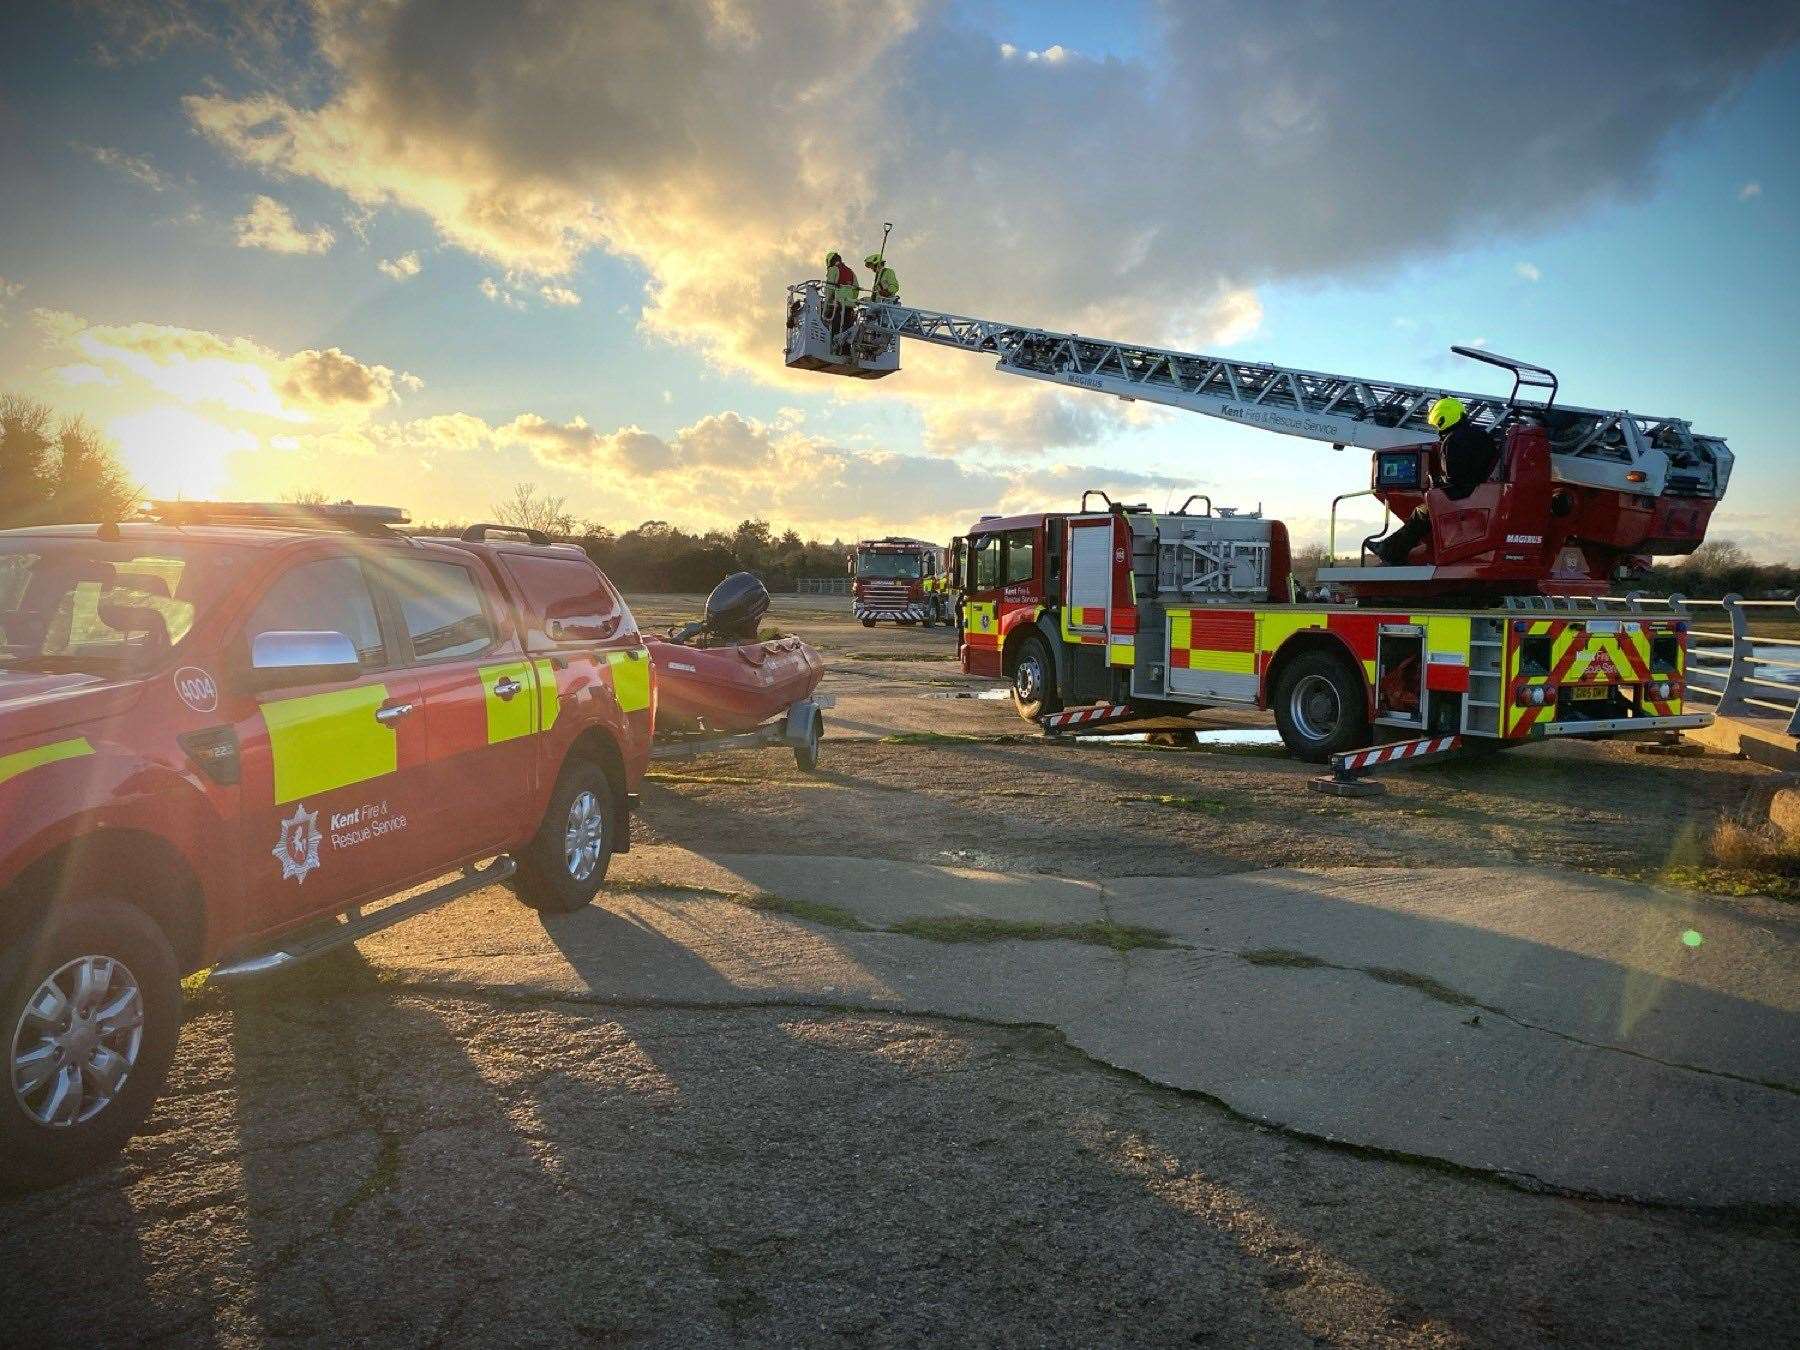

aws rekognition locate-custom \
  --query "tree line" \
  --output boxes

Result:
[0,396,140,530]
[5,393,1794,598]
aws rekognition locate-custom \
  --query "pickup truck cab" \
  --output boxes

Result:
[0,502,654,1188]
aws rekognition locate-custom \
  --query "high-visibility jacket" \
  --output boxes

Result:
[871,265,899,300]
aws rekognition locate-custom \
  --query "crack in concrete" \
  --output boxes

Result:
[343,976,1800,1225]
[1228,945,1799,1098]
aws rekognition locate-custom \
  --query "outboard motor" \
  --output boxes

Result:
[703,572,770,641]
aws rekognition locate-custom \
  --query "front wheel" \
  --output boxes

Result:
[1011,635,1062,722]
[859,617,877,628]
[1272,651,1370,762]
[514,757,618,912]
[0,898,182,1192]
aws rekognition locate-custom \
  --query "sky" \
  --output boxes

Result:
[1,0,1797,558]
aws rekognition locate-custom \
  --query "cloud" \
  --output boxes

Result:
[79,144,171,191]
[378,250,421,280]
[538,283,581,307]
[0,276,21,326]
[479,276,523,308]
[1739,181,1763,201]
[180,0,1798,457]
[234,194,335,254]
[1515,262,1542,282]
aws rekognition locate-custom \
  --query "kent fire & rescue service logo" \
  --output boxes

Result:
[273,803,323,884]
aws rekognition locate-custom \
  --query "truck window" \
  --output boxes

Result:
[499,554,621,650]
[383,558,496,662]
[857,552,923,579]
[971,535,1001,590]
[1003,529,1035,585]
[245,558,386,670]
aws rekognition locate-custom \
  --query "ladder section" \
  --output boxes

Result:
[857,301,1731,501]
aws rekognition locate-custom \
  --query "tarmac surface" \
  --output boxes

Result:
[3,594,1796,1347]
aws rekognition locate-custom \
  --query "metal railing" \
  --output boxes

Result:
[1671,595,1800,735]
[796,577,851,595]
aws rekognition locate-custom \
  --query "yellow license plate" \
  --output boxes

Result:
[1568,685,1610,701]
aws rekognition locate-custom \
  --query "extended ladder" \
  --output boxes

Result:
[838,294,1732,503]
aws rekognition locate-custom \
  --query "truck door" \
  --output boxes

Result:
[232,553,431,929]
[961,532,1004,677]
[372,554,543,859]
[1064,516,1115,640]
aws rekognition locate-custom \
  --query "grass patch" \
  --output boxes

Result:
[888,916,1177,952]
[1237,948,1329,969]
[845,651,957,662]
[1125,793,1232,814]
[1365,967,1478,1007]
[1710,814,1800,876]
[1592,810,1800,902]
[732,893,874,931]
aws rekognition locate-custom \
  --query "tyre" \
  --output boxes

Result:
[792,706,824,772]
[859,617,877,628]
[1011,635,1062,722]
[1272,651,1370,762]
[514,757,618,912]
[0,898,182,1192]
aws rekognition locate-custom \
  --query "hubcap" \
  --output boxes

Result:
[1016,655,1044,703]
[1289,673,1342,742]
[564,790,605,881]
[11,955,143,1129]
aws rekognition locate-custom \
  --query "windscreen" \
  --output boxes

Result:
[857,551,923,579]
[0,537,246,674]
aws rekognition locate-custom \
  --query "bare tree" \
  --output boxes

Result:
[492,482,575,536]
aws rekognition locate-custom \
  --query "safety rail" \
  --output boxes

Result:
[796,577,851,595]
[1667,595,1800,736]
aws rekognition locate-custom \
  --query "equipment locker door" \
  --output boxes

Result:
[1064,516,1115,638]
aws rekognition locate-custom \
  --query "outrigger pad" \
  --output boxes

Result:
[1309,774,1387,798]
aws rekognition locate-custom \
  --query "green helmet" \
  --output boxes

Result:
[1428,396,1466,432]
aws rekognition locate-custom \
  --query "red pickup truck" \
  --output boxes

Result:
[0,502,655,1189]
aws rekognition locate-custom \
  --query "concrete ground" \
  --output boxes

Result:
[3,593,1796,1347]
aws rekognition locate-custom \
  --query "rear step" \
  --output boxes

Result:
[208,856,516,984]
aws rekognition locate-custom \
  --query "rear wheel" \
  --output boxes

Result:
[514,757,618,912]
[1011,635,1062,722]
[0,898,182,1192]
[859,617,877,628]
[1272,651,1369,762]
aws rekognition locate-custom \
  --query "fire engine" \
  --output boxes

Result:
[850,536,954,627]
[785,281,1728,781]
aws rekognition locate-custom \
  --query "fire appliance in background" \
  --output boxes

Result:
[850,536,955,628]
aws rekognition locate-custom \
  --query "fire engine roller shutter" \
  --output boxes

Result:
[1066,520,1112,630]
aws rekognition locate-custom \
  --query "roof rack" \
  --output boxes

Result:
[145,501,411,537]
[459,522,552,546]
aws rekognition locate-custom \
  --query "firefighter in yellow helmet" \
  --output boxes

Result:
[864,252,900,304]
[1375,396,1500,565]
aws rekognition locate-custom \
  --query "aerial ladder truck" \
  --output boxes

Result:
[784,280,1731,784]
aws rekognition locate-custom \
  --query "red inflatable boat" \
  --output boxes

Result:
[649,635,824,733]
[647,573,825,735]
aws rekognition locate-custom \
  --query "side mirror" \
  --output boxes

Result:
[246,630,361,691]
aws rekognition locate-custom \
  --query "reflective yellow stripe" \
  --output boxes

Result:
[1188,648,1256,675]
[262,685,394,805]
[480,660,536,745]
[535,658,560,732]
[607,647,651,713]
[1107,641,1136,667]
[0,737,94,788]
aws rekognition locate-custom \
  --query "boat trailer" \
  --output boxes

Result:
[650,696,832,772]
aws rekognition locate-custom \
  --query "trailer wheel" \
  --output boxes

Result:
[792,707,824,772]
[1272,651,1369,762]
[1011,635,1062,722]
[514,757,617,912]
